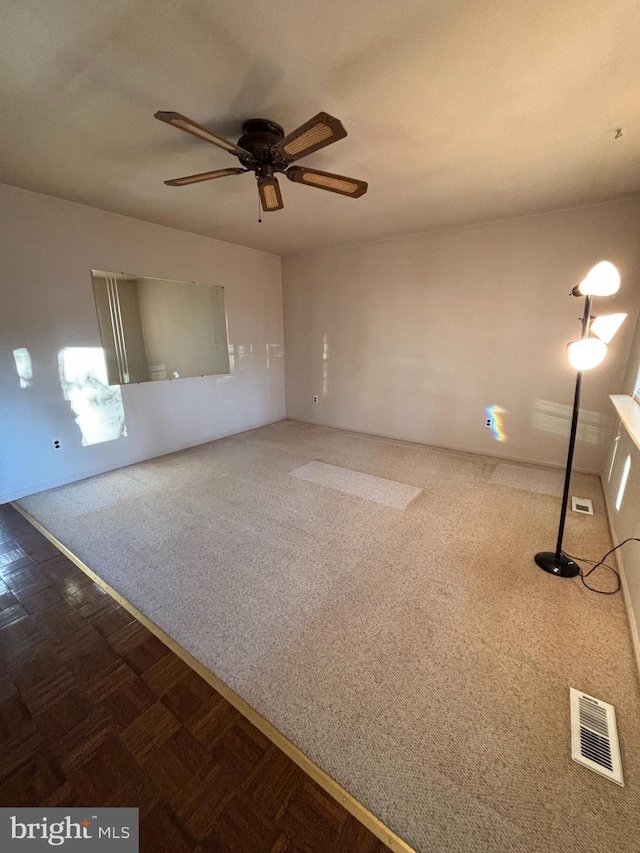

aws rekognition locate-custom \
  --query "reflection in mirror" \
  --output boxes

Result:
[91,271,230,385]
[58,347,126,446]
[13,348,33,388]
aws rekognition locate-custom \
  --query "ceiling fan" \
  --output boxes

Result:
[154,110,368,212]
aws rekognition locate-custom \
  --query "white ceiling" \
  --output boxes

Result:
[1,0,639,255]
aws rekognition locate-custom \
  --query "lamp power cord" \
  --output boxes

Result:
[561,537,640,595]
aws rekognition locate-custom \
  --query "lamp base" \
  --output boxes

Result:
[534,551,580,578]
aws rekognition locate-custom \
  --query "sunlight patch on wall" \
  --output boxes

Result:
[13,348,33,388]
[607,433,620,482]
[616,454,631,511]
[236,344,249,371]
[322,334,330,397]
[58,347,127,446]
[532,399,603,445]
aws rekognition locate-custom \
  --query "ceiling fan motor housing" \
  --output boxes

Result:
[237,119,286,171]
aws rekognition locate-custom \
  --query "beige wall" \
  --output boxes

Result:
[0,183,284,502]
[283,198,640,472]
[602,313,640,673]
[602,417,640,674]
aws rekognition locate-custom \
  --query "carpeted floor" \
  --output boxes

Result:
[17,420,640,852]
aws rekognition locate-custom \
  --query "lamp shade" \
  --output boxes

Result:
[591,313,627,344]
[567,338,607,370]
[577,261,620,296]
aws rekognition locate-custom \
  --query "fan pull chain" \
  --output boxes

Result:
[258,195,262,224]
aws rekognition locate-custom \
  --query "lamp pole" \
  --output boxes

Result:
[535,261,623,577]
[535,294,592,577]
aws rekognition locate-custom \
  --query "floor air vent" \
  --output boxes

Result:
[571,496,594,515]
[570,688,624,785]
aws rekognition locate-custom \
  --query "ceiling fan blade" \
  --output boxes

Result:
[285,166,367,198]
[271,112,347,163]
[154,111,252,159]
[258,176,284,212]
[164,168,246,187]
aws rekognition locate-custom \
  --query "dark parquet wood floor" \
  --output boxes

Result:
[0,503,389,853]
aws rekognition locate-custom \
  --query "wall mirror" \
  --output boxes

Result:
[91,270,230,385]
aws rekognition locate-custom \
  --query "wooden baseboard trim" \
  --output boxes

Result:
[598,477,640,681]
[11,501,416,853]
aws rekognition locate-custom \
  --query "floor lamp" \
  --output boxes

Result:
[535,261,626,577]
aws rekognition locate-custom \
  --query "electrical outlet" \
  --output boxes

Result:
[313,395,318,403]
[51,438,61,450]
[485,417,493,429]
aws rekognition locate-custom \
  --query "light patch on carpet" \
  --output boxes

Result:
[290,461,422,509]
[490,463,565,496]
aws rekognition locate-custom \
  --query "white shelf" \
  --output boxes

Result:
[610,395,640,454]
